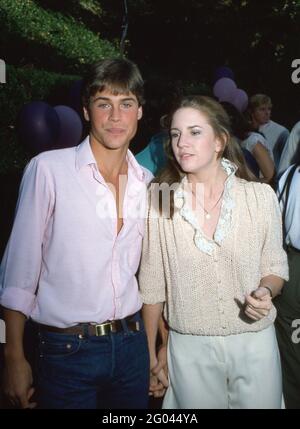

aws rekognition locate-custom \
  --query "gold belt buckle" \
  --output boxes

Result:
[95,322,112,336]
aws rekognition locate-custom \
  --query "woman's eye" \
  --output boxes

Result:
[191,130,201,136]
[170,133,179,139]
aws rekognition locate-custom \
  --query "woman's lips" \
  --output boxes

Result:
[179,153,193,160]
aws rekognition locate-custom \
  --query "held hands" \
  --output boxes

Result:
[149,344,169,398]
[3,357,37,409]
[244,286,272,321]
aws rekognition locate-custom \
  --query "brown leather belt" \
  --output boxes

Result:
[38,313,140,337]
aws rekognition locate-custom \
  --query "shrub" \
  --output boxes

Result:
[0,0,120,74]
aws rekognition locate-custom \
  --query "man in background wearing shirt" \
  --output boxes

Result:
[248,93,289,169]
[0,58,153,409]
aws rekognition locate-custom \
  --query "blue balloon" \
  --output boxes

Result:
[53,105,83,149]
[213,66,235,84]
[17,101,60,155]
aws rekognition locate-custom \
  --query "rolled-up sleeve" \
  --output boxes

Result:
[260,184,289,281]
[138,192,166,304]
[0,157,54,316]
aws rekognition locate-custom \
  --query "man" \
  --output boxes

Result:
[0,58,153,409]
[278,120,300,175]
[248,94,289,169]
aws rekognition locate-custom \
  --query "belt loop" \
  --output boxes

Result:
[121,318,129,333]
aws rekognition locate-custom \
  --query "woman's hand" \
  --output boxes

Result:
[244,286,272,321]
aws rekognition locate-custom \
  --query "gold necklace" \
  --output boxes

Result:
[192,188,225,220]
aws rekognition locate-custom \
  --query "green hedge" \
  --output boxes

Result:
[0,0,120,73]
[0,65,80,174]
[0,0,121,174]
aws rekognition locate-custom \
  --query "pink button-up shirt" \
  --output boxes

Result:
[0,137,153,327]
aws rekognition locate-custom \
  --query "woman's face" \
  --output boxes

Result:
[252,103,272,126]
[170,107,223,174]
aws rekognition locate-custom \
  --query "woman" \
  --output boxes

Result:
[274,145,300,409]
[139,95,288,409]
[222,101,275,184]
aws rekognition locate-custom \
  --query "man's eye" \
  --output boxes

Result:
[121,103,133,108]
[98,104,110,109]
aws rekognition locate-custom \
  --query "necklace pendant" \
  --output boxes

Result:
[205,213,211,220]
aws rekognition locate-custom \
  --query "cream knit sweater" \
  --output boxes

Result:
[139,170,289,336]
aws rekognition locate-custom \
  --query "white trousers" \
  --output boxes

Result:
[163,325,283,409]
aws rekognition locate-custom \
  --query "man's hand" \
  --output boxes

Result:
[149,373,166,398]
[149,344,169,398]
[3,357,37,409]
[244,287,272,321]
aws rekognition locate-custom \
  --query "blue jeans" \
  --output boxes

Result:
[35,315,150,409]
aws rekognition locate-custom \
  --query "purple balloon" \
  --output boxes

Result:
[53,105,83,149]
[213,78,237,102]
[17,101,60,155]
[230,89,249,112]
[213,66,235,83]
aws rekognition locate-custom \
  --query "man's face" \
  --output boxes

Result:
[252,103,272,126]
[84,89,143,150]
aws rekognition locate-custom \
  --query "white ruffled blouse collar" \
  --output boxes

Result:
[174,158,237,255]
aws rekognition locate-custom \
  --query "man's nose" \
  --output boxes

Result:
[110,106,121,121]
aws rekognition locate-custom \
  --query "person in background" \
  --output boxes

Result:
[135,115,168,176]
[139,95,288,409]
[0,58,153,409]
[275,144,300,409]
[248,94,289,170]
[222,101,275,185]
[278,120,300,176]
[135,78,181,177]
